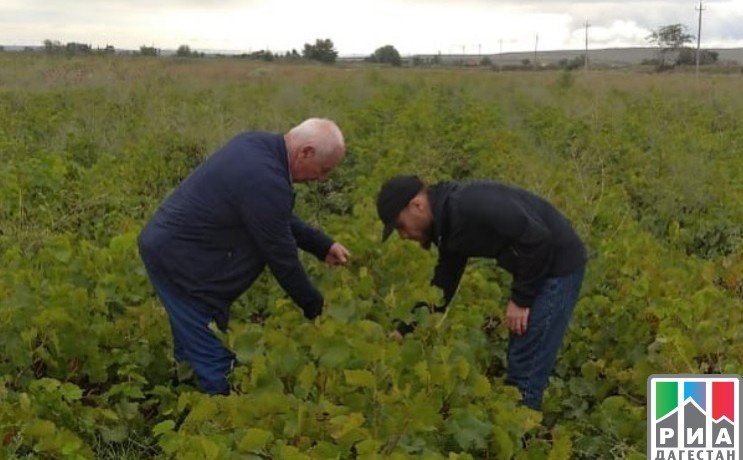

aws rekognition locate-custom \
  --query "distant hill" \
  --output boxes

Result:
[493,47,742,66]
[405,47,743,67]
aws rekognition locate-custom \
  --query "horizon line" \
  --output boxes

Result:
[3,43,743,58]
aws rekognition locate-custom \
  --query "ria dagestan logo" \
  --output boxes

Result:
[649,375,741,460]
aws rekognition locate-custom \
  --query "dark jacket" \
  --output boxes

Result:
[138,132,333,327]
[429,181,587,308]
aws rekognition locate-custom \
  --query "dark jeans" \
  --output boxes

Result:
[506,266,586,409]
[146,269,235,395]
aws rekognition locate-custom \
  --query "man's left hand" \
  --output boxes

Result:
[325,242,351,266]
[505,300,530,336]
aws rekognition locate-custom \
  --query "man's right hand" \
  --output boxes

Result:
[325,242,351,266]
[505,299,530,336]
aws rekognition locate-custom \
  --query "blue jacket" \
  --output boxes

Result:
[138,132,333,328]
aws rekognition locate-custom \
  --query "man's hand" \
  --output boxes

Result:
[325,242,351,266]
[505,299,530,336]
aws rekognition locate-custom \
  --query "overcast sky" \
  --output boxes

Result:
[2,0,742,55]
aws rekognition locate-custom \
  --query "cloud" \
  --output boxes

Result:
[1,0,741,53]
[568,20,650,49]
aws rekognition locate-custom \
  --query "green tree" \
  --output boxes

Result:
[368,45,402,66]
[65,42,92,55]
[43,39,63,54]
[176,44,193,57]
[139,45,159,56]
[249,50,274,62]
[676,48,718,66]
[646,24,694,69]
[302,38,338,63]
[558,55,585,70]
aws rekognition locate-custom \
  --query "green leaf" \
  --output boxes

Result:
[492,426,514,459]
[355,438,381,455]
[296,363,317,394]
[60,382,83,401]
[473,375,491,397]
[344,369,375,389]
[198,435,221,460]
[446,410,492,450]
[186,397,218,424]
[232,324,264,363]
[237,428,273,452]
[329,412,365,442]
[277,445,311,460]
[24,420,56,439]
[152,420,175,437]
[319,344,351,368]
[547,425,573,460]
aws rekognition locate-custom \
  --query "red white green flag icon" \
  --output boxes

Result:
[649,375,740,460]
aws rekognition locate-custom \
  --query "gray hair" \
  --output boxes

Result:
[287,118,345,159]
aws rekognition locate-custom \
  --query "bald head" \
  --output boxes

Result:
[287,118,344,159]
[284,118,345,183]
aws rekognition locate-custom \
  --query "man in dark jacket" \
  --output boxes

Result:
[376,175,587,409]
[139,118,350,395]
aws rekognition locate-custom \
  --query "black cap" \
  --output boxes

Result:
[376,175,425,241]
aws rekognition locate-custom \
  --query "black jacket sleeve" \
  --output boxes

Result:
[231,174,324,319]
[290,215,334,261]
[431,249,468,308]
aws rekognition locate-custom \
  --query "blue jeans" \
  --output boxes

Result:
[506,266,585,410]
[146,269,235,395]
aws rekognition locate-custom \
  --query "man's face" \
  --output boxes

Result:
[292,146,343,183]
[395,197,434,249]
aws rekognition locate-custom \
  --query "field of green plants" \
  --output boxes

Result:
[0,54,741,459]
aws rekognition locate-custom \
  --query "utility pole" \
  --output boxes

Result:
[534,34,539,70]
[695,1,705,77]
[499,38,503,72]
[584,20,590,71]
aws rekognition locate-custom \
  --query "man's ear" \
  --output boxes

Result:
[410,194,425,211]
[301,145,315,158]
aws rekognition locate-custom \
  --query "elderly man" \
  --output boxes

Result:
[376,175,587,409]
[139,118,350,395]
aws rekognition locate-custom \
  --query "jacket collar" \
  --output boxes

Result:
[428,181,458,248]
[277,134,292,185]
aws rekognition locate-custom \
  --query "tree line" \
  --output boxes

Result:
[24,27,722,70]
[29,38,405,66]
